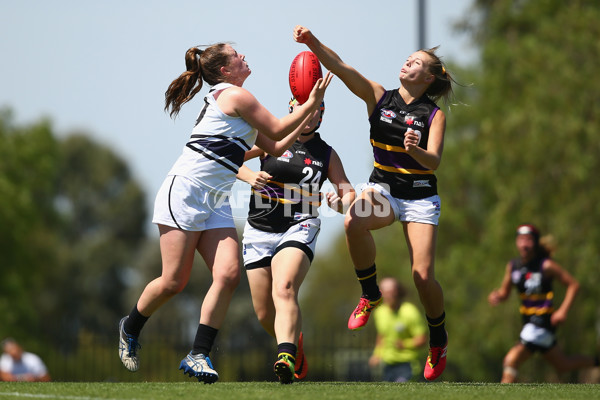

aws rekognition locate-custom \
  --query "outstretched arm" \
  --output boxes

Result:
[293,25,385,116]
[253,107,313,157]
[217,72,332,141]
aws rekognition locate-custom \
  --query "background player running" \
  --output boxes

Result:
[488,224,600,383]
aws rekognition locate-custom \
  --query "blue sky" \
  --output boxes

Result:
[1,0,477,245]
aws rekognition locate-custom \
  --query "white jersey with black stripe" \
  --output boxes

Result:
[168,82,257,195]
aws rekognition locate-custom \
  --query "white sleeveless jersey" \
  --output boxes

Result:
[168,82,257,194]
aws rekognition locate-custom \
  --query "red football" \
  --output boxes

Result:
[289,51,323,104]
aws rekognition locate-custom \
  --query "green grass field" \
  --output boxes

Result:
[0,382,597,400]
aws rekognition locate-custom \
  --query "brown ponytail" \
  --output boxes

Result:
[538,234,556,259]
[421,46,455,105]
[164,43,231,118]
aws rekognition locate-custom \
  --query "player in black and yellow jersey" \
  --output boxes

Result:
[489,224,600,382]
[237,99,355,383]
[294,25,455,381]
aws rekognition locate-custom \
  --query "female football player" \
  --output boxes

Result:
[294,25,455,381]
[118,42,332,383]
[488,224,600,382]
[237,98,355,383]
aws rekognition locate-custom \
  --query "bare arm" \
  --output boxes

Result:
[544,259,579,326]
[488,261,513,306]
[404,109,446,171]
[253,109,313,157]
[243,145,266,161]
[217,72,332,141]
[236,164,271,190]
[294,25,385,116]
[324,149,356,214]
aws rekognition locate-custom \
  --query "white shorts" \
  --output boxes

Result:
[152,175,234,231]
[519,323,556,352]
[242,219,321,269]
[362,182,441,225]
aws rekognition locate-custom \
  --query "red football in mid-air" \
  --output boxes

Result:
[289,51,323,104]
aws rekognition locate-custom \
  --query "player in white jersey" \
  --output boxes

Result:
[118,42,332,383]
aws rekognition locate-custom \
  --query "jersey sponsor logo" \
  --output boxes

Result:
[405,114,425,128]
[279,150,293,159]
[523,272,543,294]
[303,158,323,167]
[277,150,293,162]
[381,109,396,119]
[380,109,396,124]
[413,180,431,188]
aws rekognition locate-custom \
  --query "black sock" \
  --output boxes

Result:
[427,311,447,347]
[124,305,149,337]
[277,342,297,361]
[355,264,380,300]
[191,324,219,356]
[594,355,599,367]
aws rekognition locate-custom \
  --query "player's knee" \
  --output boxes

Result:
[273,280,295,302]
[412,268,433,291]
[160,278,187,296]
[344,211,368,235]
[344,213,356,233]
[503,350,519,367]
[223,270,241,290]
[214,265,241,291]
[254,306,271,326]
